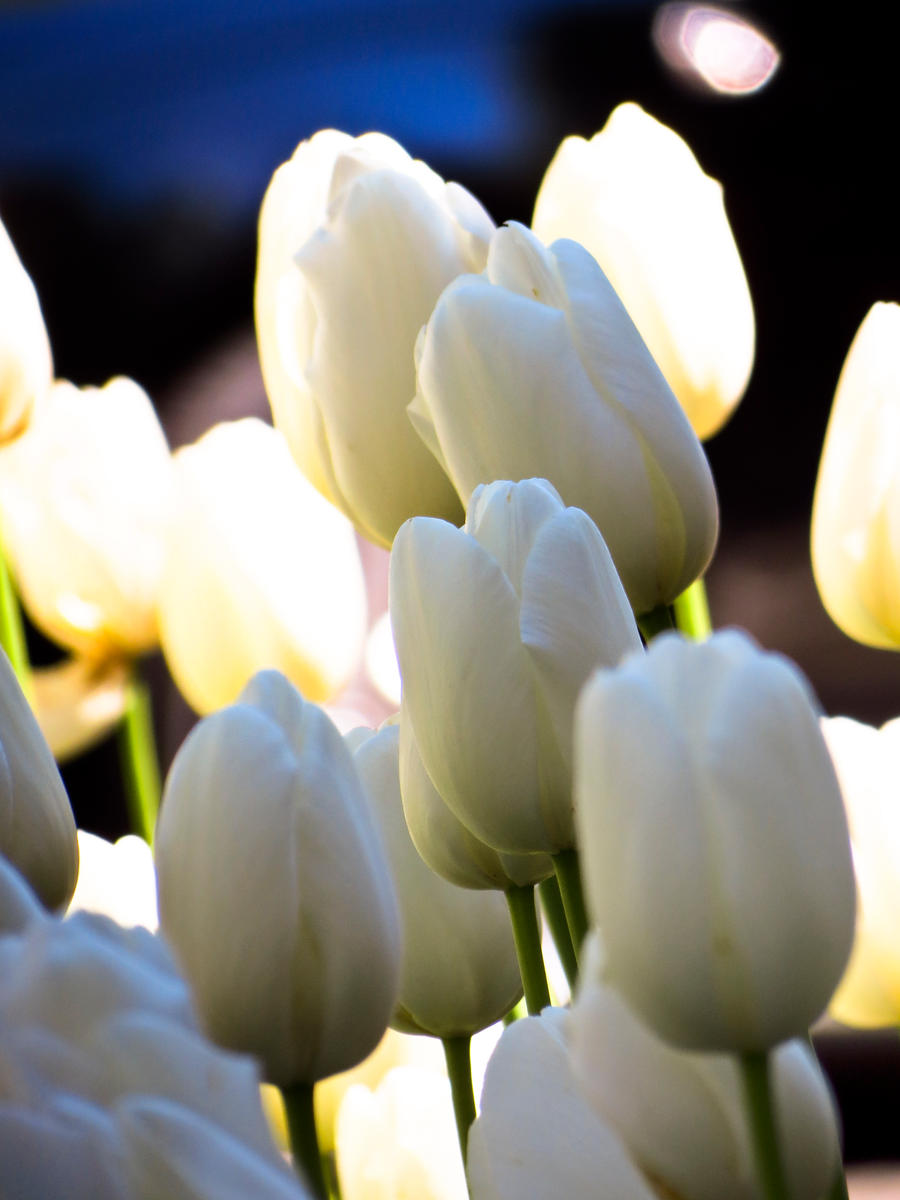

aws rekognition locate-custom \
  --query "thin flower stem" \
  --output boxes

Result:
[282,1083,329,1200]
[0,534,32,698]
[505,884,552,1014]
[637,603,677,642]
[116,671,161,845]
[672,577,713,640]
[738,1051,791,1200]
[538,874,578,989]
[552,849,589,962]
[442,1034,476,1167]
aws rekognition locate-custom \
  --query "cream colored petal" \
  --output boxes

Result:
[31,656,129,763]
[390,517,552,854]
[0,217,53,443]
[68,831,157,930]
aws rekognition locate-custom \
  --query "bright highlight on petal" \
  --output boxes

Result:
[653,4,780,96]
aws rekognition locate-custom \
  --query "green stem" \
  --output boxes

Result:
[442,1035,476,1167]
[505,885,552,1014]
[738,1051,791,1200]
[672,578,712,640]
[116,671,161,845]
[637,603,676,642]
[538,874,578,989]
[282,1083,328,1199]
[0,535,32,699]
[552,849,589,962]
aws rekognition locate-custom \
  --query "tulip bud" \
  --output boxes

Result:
[532,102,754,440]
[811,303,900,648]
[569,936,841,1200]
[352,724,523,1036]
[822,715,900,1027]
[0,215,52,442]
[155,670,402,1086]
[255,130,494,546]
[68,830,158,930]
[336,1067,468,1200]
[391,478,641,855]
[411,223,718,613]
[0,649,78,910]
[575,630,856,1051]
[157,419,366,715]
[0,377,172,657]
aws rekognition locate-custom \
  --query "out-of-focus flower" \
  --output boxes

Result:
[255,129,493,546]
[822,715,900,1026]
[315,1028,445,1155]
[0,214,52,443]
[391,478,641,855]
[31,655,129,762]
[470,981,839,1200]
[398,710,552,891]
[575,630,856,1050]
[155,670,402,1086]
[0,855,307,1200]
[157,418,366,715]
[0,377,173,658]
[68,830,158,930]
[411,223,718,613]
[352,724,523,1036]
[336,1067,467,1200]
[811,303,900,648]
[532,102,754,440]
[0,649,78,909]
[570,936,841,1200]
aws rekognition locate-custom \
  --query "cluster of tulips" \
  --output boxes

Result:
[0,99,897,1200]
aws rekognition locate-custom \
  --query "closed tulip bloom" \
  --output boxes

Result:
[255,130,494,545]
[352,724,523,1036]
[575,630,856,1051]
[391,478,642,855]
[822,716,900,1027]
[157,419,366,715]
[569,936,840,1200]
[0,377,172,657]
[0,650,78,910]
[68,830,158,930]
[811,303,900,648]
[0,215,52,442]
[336,1067,467,1200]
[155,670,402,1086]
[532,103,754,440]
[411,223,718,613]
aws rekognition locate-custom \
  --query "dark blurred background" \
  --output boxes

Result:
[2,0,899,1170]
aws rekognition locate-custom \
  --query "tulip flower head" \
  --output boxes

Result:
[0,377,173,658]
[823,715,900,1027]
[155,670,402,1086]
[157,418,367,715]
[256,129,494,545]
[812,302,900,648]
[575,629,856,1051]
[411,223,719,613]
[391,478,642,856]
[532,102,755,439]
[0,214,52,443]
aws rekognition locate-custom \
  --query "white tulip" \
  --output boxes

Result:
[336,1067,467,1200]
[255,130,494,545]
[155,670,402,1085]
[411,223,719,613]
[0,214,52,442]
[822,715,900,1026]
[68,830,158,930]
[811,302,900,648]
[532,102,754,439]
[570,936,841,1200]
[352,724,522,1036]
[575,630,856,1050]
[391,478,641,854]
[0,377,173,657]
[157,418,366,715]
[0,649,78,910]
